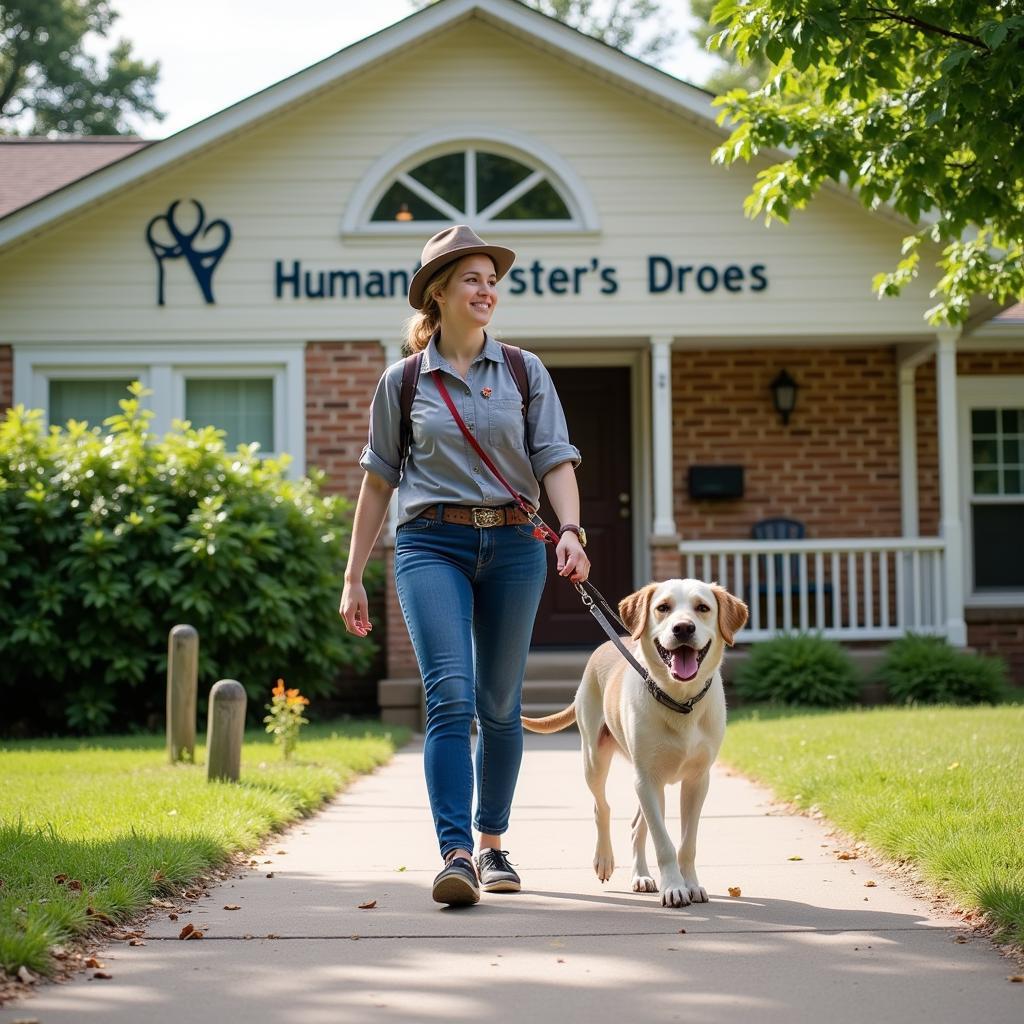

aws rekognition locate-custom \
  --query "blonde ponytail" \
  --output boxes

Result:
[402,260,460,353]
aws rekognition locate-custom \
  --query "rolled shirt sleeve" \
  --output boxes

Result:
[523,353,582,481]
[358,366,403,488]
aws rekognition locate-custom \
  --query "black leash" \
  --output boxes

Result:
[573,580,714,715]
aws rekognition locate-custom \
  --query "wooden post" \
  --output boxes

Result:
[166,625,198,764]
[207,679,247,783]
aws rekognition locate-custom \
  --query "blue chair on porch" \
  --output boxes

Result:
[751,517,806,594]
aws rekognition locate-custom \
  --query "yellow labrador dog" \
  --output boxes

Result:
[523,579,748,907]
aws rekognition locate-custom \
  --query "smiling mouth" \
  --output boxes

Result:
[654,637,712,682]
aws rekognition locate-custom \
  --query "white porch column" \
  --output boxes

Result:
[383,339,403,540]
[650,336,677,537]
[935,328,967,645]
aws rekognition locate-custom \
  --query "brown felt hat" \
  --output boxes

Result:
[408,224,516,310]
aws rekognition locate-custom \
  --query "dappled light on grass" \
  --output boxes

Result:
[721,705,1024,944]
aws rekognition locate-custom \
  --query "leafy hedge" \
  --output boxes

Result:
[734,632,860,707]
[0,384,375,736]
[878,634,1008,705]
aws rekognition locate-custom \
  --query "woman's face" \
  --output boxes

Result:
[436,254,498,329]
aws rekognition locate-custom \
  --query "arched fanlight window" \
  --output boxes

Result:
[361,145,583,230]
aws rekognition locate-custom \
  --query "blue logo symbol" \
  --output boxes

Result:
[146,199,231,305]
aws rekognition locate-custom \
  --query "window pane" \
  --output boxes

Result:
[476,151,532,210]
[1004,469,1022,494]
[973,469,999,494]
[371,181,446,222]
[49,379,134,427]
[1002,439,1020,463]
[493,179,571,220]
[973,504,1024,588]
[972,409,997,433]
[1001,409,1021,433]
[408,153,464,210]
[973,439,998,465]
[186,379,274,451]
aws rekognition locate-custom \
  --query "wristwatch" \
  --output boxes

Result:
[559,523,587,548]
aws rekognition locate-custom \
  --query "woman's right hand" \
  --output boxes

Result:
[339,581,373,637]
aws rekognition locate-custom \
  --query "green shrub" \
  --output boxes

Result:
[734,632,859,707]
[0,384,375,736]
[879,634,1007,705]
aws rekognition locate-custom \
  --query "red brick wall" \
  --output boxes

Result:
[305,341,386,497]
[673,347,902,540]
[0,345,11,411]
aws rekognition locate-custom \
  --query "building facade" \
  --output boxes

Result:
[1,0,1021,703]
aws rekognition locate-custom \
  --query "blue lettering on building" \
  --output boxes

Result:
[273,257,767,299]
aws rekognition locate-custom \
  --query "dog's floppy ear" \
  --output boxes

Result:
[711,584,749,646]
[619,583,658,641]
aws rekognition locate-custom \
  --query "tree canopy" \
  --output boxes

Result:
[0,0,163,136]
[413,0,677,62]
[708,0,1024,325]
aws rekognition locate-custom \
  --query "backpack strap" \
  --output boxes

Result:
[499,343,531,417]
[398,351,422,467]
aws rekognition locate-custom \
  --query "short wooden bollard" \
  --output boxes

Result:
[166,624,198,764]
[207,679,247,783]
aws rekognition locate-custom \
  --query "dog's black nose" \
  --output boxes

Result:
[673,621,696,638]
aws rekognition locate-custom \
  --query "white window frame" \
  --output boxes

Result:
[343,127,599,237]
[14,343,306,477]
[957,375,1024,606]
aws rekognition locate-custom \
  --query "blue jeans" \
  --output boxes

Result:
[394,517,548,860]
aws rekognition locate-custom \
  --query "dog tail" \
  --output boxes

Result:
[521,704,577,734]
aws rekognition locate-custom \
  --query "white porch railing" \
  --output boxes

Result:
[679,537,947,642]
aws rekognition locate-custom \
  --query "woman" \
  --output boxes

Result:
[339,224,590,907]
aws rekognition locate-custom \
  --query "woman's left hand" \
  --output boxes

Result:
[556,532,590,583]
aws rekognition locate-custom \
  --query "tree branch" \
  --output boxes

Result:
[862,5,990,50]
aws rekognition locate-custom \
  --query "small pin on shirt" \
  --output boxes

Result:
[481,387,492,398]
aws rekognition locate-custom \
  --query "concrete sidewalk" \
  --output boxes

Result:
[4,732,1020,1023]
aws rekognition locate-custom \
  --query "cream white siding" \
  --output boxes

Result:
[0,19,938,346]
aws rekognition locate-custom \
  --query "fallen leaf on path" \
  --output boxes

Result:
[266,933,280,939]
[92,972,113,980]
[84,958,104,969]
[224,905,241,911]
[266,872,275,878]
[275,850,286,855]
[1007,975,1023,983]
[168,913,178,921]
[865,880,877,888]
[185,930,204,940]
[358,900,377,910]
[787,856,803,861]
[129,940,146,946]
[150,898,174,908]
[728,887,741,898]
[178,923,195,939]
[678,928,687,933]
[836,851,858,860]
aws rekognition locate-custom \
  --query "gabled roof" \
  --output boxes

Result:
[0,136,151,219]
[0,0,756,253]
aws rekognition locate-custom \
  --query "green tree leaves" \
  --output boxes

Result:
[708,0,1024,324]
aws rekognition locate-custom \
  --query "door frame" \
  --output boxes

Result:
[530,346,651,590]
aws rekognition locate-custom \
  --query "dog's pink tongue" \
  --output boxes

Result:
[671,648,699,682]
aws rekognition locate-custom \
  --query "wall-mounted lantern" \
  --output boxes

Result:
[770,369,798,426]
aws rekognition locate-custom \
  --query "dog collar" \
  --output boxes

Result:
[645,675,714,715]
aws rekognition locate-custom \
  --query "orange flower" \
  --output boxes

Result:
[285,688,309,706]
[272,679,285,697]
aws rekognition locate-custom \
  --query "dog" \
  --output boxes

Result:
[522,578,748,907]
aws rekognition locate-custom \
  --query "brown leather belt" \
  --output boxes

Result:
[418,504,531,528]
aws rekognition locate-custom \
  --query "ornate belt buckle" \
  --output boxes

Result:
[472,507,503,528]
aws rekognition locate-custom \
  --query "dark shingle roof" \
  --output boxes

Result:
[0,136,152,219]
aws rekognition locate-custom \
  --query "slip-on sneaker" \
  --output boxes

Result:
[475,848,521,893]
[432,856,480,906]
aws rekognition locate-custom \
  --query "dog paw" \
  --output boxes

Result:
[660,879,693,907]
[686,884,709,904]
[631,874,658,893]
[593,849,615,883]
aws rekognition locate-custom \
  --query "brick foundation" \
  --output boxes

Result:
[967,609,1024,686]
[0,345,11,411]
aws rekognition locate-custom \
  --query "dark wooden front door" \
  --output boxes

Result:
[532,365,634,646]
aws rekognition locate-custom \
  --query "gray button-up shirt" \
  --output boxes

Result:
[359,332,581,525]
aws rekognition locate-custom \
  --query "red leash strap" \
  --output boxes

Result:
[432,372,560,545]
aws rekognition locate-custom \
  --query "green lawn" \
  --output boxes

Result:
[0,720,408,976]
[721,704,1024,944]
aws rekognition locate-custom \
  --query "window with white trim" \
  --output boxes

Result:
[368,146,575,227]
[968,406,1024,592]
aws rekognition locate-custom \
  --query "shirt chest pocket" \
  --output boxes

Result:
[488,399,526,450]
